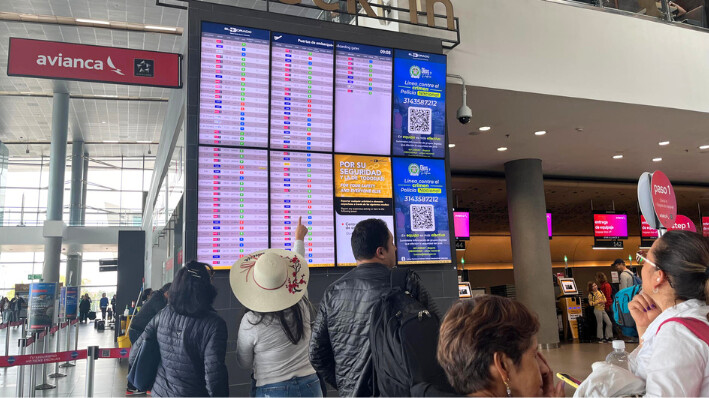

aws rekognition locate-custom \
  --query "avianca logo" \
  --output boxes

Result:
[35,54,124,75]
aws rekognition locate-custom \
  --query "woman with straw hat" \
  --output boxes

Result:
[233,217,322,397]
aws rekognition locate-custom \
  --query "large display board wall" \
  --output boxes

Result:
[188,14,454,270]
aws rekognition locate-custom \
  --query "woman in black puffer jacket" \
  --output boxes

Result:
[132,261,228,397]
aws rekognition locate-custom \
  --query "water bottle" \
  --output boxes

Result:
[605,340,630,370]
[123,305,129,316]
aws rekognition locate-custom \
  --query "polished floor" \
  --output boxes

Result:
[1,322,636,397]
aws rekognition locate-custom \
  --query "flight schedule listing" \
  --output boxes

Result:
[392,157,451,264]
[270,151,335,267]
[392,50,447,158]
[270,33,334,152]
[334,42,393,155]
[199,22,271,148]
[197,146,269,270]
[335,155,394,266]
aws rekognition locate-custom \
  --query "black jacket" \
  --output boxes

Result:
[79,299,90,313]
[309,263,437,397]
[128,291,167,344]
[132,305,229,397]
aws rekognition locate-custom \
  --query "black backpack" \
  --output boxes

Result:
[358,268,453,397]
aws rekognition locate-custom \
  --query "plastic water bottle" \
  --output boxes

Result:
[606,340,630,370]
[123,305,129,316]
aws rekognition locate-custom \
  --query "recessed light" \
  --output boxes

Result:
[659,141,670,146]
[497,147,508,152]
[137,140,153,144]
[103,140,119,143]
[448,144,456,148]
[652,157,662,162]
[145,25,178,32]
[613,154,624,159]
[479,126,491,132]
[699,145,709,150]
[101,121,106,124]
[534,131,547,136]
[76,18,110,25]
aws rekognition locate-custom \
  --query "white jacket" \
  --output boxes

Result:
[629,299,709,397]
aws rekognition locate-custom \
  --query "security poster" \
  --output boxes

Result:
[392,50,447,158]
[64,286,78,320]
[392,157,451,264]
[28,282,57,330]
[335,155,394,266]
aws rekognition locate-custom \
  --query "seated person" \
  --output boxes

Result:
[437,295,564,397]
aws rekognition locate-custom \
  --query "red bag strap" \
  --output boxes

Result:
[657,317,709,346]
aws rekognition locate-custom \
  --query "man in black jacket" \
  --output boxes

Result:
[309,219,438,396]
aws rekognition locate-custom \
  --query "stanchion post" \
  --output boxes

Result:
[85,346,98,397]
[73,321,79,364]
[4,321,9,357]
[48,320,66,378]
[35,327,55,390]
[28,332,38,398]
[20,319,26,339]
[16,338,27,398]
[59,319,75,368]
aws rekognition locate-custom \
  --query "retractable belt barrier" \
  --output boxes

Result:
[0,321,25,330]
[0,349,88,368]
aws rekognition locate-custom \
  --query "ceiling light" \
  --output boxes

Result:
[659,141,670,146]
[145,25,178,32]
[137,140,153,144]
[534,130,547,136]
[76,18,110,25]
[448,144,456,148]
[103,140,119,143]
[699,145,709,150]
[497,147,508,152]
[613,154,623,159]
[101,121,106,124]
[479,126,491,132]
[652,157,662,162]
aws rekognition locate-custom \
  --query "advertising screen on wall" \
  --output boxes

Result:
[641,215,659,239]
[392,50,447,158]
[453,210,469,240]
[594,213,628,240]
[704,216,709,237]
[195,21,451,268]
[546,213,552,238]
[393,158,451,264]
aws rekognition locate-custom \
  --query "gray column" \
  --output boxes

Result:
[504,159,559,347]
[80,154,88,225]
[42,92,70,284]
[65,142,84,286]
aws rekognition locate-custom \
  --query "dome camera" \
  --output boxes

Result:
[456,105,472,125]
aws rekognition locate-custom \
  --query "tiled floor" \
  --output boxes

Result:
[1,325,638,397]
[0,322,128,397]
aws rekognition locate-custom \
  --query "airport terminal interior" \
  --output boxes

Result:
[1,0,709,397]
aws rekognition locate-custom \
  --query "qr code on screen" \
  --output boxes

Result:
[408,107,432,135]
[410,204,435,232]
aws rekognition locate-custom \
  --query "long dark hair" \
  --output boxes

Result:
[169,261,217,317]
[248,297,310,345]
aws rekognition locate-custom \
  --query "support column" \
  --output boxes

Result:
[66,142,84,286]
[504,159,559,348]
[77,152,89,286]
[42,91,70,284]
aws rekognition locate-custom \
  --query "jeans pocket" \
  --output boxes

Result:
[256,386,287,397]
[305,379,323,397]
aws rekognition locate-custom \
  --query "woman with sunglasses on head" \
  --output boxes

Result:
[628,230,709,396]
[131,261,228,397]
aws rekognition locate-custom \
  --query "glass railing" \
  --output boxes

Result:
[566,0,708,29]
[0,206,143,227]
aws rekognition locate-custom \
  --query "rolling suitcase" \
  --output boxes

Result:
[88,311,96,320]
[96,320,105,331]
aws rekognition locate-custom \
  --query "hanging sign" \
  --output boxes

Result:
[650,171,677,229]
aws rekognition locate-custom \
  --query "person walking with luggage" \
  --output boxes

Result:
[588,281,613,343]
[130,261,228,397]
[100,293,109,320]
[79,294,91,323]
[233,217,322,397]
[310,218,444,396]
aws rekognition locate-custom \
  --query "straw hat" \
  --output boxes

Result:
[230,249,309,313]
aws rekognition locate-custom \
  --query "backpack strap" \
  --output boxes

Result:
[657,317,709,346]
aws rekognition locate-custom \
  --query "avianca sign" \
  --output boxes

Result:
[7,38,181,88]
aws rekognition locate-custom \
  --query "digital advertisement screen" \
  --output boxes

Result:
[335,155,394,266]
[594,213,628,240]
[453,211,469,240]
[270,151,335,267]
[392,50,447,158]
[393,157,451,264]
[197,146,269,269]
[200,23,270,148]
[335,42,392,155]
[270,33,334,152]
[547,213,552,238]
[641,215,659,239]
[703,216,709,237]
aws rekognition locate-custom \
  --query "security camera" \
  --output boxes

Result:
[457,105,472,125]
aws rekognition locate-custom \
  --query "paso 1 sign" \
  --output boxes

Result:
[650,170,677,229]
[8,38,181,88]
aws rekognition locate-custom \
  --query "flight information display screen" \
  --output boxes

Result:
[270,151,335,267]
[392,50,447,158]
[197,146,269,269]
[392,157,451,264]
[334,42,393,155]
[200,23,270,148]
[196,22,451,268]
[270,33,334,152]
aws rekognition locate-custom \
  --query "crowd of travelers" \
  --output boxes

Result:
[122,218,709,397]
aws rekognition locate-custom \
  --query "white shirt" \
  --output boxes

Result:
[619,270,634,291]
[629,299,709,397]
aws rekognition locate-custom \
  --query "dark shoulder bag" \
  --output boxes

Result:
[127,327,161,390]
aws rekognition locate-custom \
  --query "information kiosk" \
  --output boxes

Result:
[556,277,582,340]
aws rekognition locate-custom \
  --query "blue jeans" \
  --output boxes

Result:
[254,374,323,397]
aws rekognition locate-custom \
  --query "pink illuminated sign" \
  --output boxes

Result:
[594,213,628,239]
[454,211,470,239]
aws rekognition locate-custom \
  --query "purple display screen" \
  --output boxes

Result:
[453,211,469,239]
[547,213,552,238]
[594,213,628,239]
